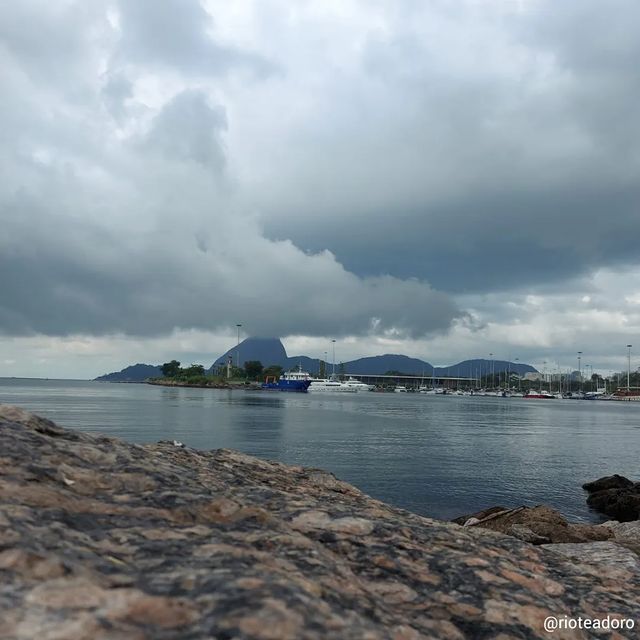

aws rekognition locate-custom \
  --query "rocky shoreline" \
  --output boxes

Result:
[1,404,639,639]
[147,379,263,390]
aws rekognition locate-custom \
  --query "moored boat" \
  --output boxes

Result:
[524,389,555,399]
[262,368,311,392]
[308,375,373,393]
[308,377,356,393]
[611,389,640,401]
[342,377,375,392]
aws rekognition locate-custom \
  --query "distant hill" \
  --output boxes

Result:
[208,337,537,378]
[95,338,539,381]
[342,354,434,375]
[95,363,162,382]
[438,359,536,378]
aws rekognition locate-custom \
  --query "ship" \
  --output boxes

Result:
[262,368,312,392]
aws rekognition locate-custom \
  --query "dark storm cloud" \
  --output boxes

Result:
[268,184,640,293]
[0,12,459,346]
[1,0,638,350]
[257,0,640,294]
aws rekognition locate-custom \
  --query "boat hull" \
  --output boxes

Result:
[262,380,311,392]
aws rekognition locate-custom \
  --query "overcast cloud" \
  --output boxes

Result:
[1,0,640,378]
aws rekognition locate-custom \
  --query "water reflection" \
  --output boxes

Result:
[1,379,639,522]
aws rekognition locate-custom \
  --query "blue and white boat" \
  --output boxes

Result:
[262,368,312,392]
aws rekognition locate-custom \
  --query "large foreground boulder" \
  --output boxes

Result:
[583,475,640,522]
[1,404,640,639]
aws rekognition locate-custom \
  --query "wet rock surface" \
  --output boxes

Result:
[583,475,640,522]
[1,404,640,639]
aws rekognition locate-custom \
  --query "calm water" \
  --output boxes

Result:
[1,378,639,522]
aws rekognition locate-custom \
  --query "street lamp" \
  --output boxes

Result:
[236,324,242,368]
[577,351,582,393]
[627,345,632,391]
[489,353,493,388]
[332,340,336,377]
[585,365,590,392]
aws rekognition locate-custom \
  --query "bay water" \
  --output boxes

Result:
[1,378,638,522]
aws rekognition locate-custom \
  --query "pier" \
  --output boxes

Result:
[349,373,475,389]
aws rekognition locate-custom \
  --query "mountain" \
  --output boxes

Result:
[95,364,162,382]
[438,359,536,378]
[339,354,434,375]
[208,337,538,378]
[208,337,288,371]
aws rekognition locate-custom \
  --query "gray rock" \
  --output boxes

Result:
[583,474,635,492]
[510,524,551,545]
[543,542,640,572]
[583,474,640,521]
[2,404,640,639]
[602,520,640,555]
[457,504,612,544]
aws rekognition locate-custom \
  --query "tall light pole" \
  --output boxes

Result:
[323,351,327,379]
[585,365,590,392]
[236,324,242,368]
[489,353,493,388]
[332,340,336,377]
[627,344,632,391]
[577,351,582,393]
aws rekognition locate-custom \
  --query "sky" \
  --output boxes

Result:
[1,0,640,379]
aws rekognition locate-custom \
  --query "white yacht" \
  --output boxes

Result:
[308,377,356,393]
[419,386,444,395]
[308,375,374,393]
[394,385,408,393]
[342,377,375,392]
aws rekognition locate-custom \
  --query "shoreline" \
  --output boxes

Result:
[146,379,261,390]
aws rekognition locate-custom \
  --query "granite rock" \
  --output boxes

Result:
[1,404,640,639]
[600,520,640,555]
[583,474,640,522]
[585,484,640,522]
[454,505,613,544]
[582,474,635,493]
[542,542,640,572]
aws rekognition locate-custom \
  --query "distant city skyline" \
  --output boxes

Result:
[2,1,640,378]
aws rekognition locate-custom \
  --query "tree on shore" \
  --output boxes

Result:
[244,361,264,380]
[183,364,205,377]
[263,365,283,380]
[161,360,181,377]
